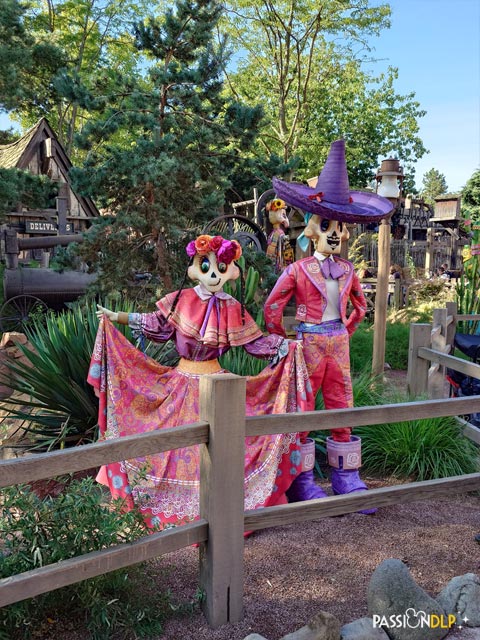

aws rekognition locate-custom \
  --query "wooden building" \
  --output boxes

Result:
[0,118,99,248]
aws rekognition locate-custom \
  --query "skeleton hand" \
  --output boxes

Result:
[96,304,118,322]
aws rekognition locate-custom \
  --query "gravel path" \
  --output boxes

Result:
[155,482,480,640]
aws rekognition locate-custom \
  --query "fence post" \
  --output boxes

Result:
[407,323,431,398]
[429,308,449,399]
[198,374,246,628]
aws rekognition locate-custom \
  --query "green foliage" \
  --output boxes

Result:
[457,169,480,332]
[219,346,267,377]
[0,298,176,451]
[420,168,448,206]
[349,320,411,373]
[461,168,480,221]
[0,477,175,639]
[49,245,82,273]
[0,0,64,113]
[356,413,479,481]
[0,168,57,219]
[312,370,479,482]
[71,0,267,294]
[222,1,426,185]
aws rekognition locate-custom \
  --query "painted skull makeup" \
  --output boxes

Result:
[188,251,240,293]
[267,199,290,229]
[304,215,349,256]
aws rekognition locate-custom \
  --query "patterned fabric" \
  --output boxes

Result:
[264,256,367,338]
[266,228,294,273]
[298,327,353,443]
[156,288,263,348]
[88,318,312,529]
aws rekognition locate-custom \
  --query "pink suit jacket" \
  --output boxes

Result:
[264,256,367,338]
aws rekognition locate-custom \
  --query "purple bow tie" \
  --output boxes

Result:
[321,258,343,279]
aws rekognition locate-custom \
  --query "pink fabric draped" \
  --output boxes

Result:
[88,318,312,529]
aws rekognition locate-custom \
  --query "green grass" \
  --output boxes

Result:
[350,320,410,372]
[311,371,479,481]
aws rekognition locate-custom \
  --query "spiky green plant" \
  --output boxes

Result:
[0,298,177,451]
[219,346,267,376]
[356,413,479,480]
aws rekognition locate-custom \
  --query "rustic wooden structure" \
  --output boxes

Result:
[1,337,479,627]
[0,117,99,264]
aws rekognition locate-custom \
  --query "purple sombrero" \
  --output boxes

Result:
[272,139,394,223]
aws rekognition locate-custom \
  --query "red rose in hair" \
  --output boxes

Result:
[210,235,224,252]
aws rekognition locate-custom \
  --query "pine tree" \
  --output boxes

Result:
[420,168,448,206]
[70,0,265,297]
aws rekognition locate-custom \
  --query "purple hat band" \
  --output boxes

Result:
[272,139,394,223]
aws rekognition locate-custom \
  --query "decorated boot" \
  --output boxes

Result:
[327,435,376,515]
[286,438,327,502]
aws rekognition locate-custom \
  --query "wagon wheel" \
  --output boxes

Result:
[202,214,268,252]
[0,295,48,333]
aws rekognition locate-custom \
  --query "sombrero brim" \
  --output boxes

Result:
[272,177,394,223]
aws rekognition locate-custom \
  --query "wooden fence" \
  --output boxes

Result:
[1,323,480,629]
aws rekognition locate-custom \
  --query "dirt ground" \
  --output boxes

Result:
[8,370,480,639]
[153,484,480,640]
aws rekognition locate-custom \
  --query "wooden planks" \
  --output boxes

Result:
[245,395,480,437]
[199,374,246,628]
[0,520,208,608]
[0,422,209,488]
[244,473,480,531]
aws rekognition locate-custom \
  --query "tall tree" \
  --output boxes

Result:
[0,0,63,112]
[420,168,448,206]
[5,0,149,158]
[71,0,265,296]
[222,0,426,186]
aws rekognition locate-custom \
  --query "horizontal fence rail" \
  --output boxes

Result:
[244,472,480,531]
[1,313,480,628]
[0,520,208,608]
[0,421,209,488]
[246,396,480,436]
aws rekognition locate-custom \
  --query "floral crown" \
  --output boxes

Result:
[266,198,286,212]
[186,235,242,265]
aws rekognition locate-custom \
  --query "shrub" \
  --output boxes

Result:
[0,477,180,639]
[0,298,177,452]
[349,321,410,372]
[356,413,479,481]
[311,371,479,481]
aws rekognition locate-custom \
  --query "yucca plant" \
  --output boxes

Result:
[0,298,177,451]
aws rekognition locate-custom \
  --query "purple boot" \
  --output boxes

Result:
[286,438,327,502]
[286,470,328,502]
[327,436,376,515]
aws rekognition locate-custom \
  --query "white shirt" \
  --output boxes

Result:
[313,252,341,322]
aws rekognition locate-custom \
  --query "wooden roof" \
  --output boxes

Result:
[0,118,100,220]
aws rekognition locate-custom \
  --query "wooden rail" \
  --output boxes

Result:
[1,328,480,628]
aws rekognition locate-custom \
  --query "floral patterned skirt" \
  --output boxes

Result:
[88,318,311,528]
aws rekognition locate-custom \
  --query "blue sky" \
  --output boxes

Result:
[1,0,479,193]
[366,0,480,192]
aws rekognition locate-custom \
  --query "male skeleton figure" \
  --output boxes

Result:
[264,139,393,508]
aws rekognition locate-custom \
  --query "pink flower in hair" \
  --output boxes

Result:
[217,239,237,264]
[186,240,197,257]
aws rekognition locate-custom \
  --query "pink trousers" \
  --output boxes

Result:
[298,327,353,443]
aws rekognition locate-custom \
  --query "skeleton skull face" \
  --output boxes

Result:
[188,251,240,293]
[267,199,289,229]
[304,215,349,255]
